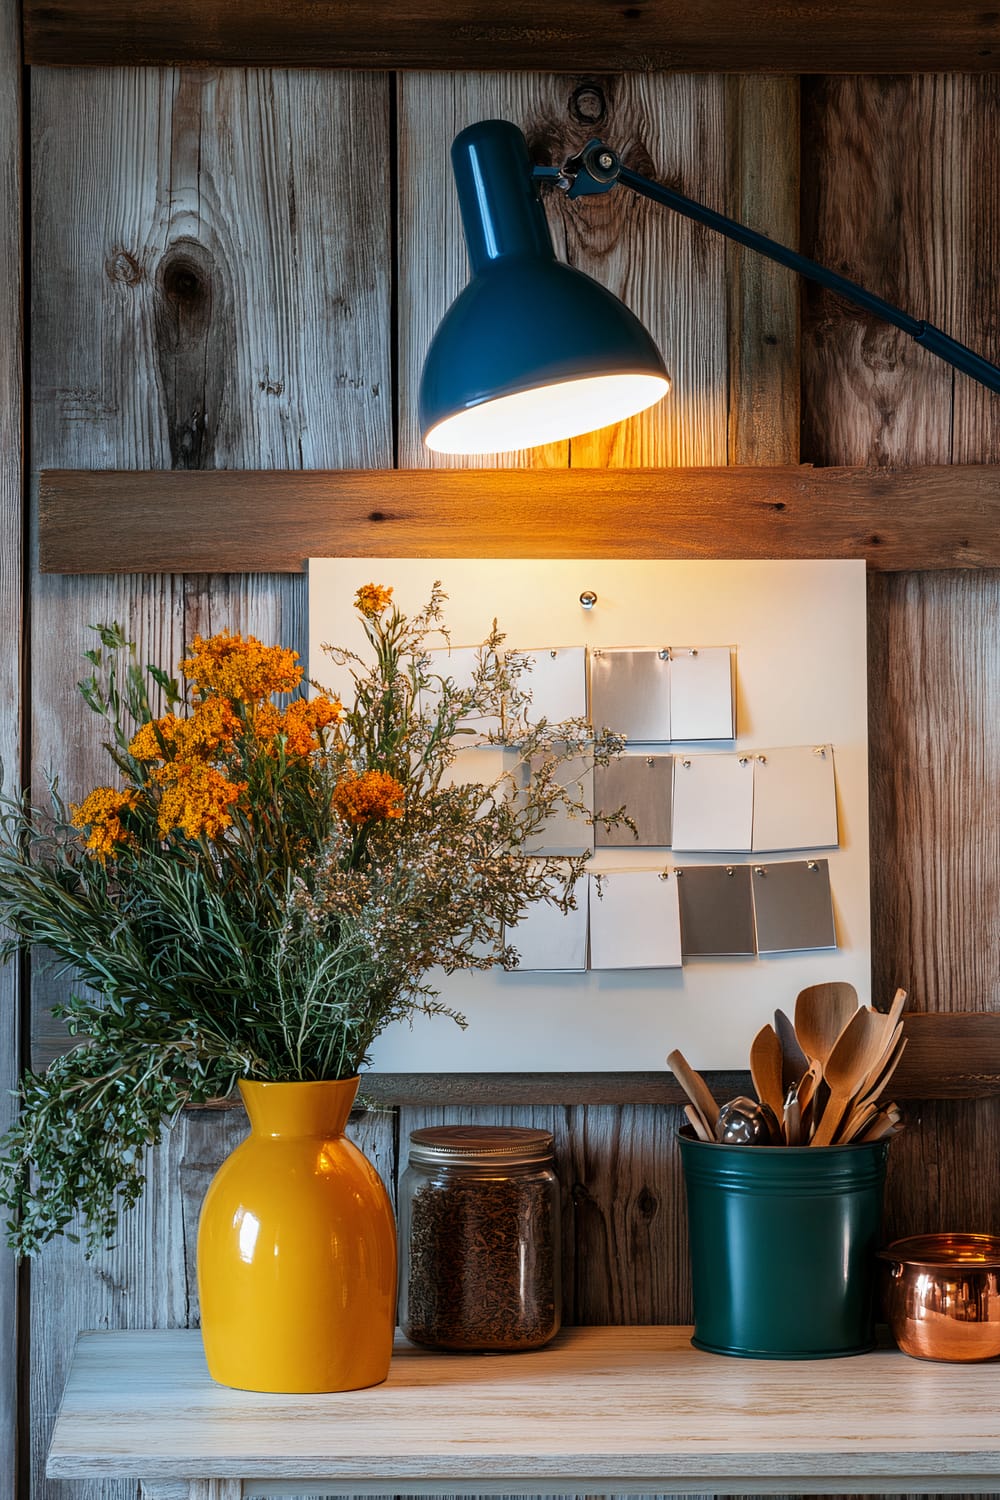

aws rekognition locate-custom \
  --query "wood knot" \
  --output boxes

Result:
[106,249,144,286]
[161,253,210,311]
[569,82,608,126]
[636,1186,658,1221]
[622,6,642,17]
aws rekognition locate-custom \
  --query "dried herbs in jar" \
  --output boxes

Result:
[399,1125,561,1351]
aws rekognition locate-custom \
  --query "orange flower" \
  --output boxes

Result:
[279,696,343,757]
[251,701,283,741]
[333,769,405,827]
[354,583,393,620]
[130,699,238,764]
[180,631,302,702]
[129,716,181,763]
[154,762,245,841]
[70,786,140,861]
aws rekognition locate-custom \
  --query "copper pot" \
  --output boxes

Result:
[878,1233,1000,1362]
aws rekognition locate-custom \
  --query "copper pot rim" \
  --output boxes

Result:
[878,1232,1000,1270]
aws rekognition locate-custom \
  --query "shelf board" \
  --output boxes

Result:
[39,464,1000,574]
[48,1325,1000,1492]
[23,0,1000,72]
[180,1014,1000,1107]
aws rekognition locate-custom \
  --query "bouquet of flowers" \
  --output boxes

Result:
[0,583,622,1254]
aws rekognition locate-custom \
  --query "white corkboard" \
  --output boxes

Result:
[309,558,868,1072]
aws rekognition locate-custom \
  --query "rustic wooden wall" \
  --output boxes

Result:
[11,56,1000,1500]
[801,76,1000,1243]
[0,0,21,1494]
[28,66,393,1500]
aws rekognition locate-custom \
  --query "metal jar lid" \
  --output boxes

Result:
[407,1125,555,1166]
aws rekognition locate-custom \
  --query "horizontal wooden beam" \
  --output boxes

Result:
[363,1014,1000,1102]
[185,1015,1000,1108]
[39,465,1000,574]
[22,1,1000,71]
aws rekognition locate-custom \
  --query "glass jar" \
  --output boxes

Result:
[398,1125,561,1351]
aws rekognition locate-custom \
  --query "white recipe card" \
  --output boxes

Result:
[512,645,588,728]
[751,744,839,851]
[588,869,682,969]
[669,646,735,741]
[671,753,754,852]
[504,864,589,972]
[420,645,502,744]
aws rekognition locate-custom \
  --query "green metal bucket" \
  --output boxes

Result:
[678,1131,890,1359]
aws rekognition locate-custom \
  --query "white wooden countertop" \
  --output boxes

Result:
[45,1325,1000,1497]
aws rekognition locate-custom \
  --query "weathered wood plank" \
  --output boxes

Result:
[725,76,800,466]
[803,83,1000,1500]
[22,0,1000,73]
[29,64,393,1500]
[0,0,20,1494]
[802,77,958,468]
[38,464,1000,573]
[47,1326,1000,1488]
[802,75,1000,1020]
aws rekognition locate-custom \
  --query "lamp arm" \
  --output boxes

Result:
[536,142,1000,396]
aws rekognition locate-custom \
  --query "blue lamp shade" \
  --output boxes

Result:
[419,120,670,455]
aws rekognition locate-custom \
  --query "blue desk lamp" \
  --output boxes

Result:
[419,119,1000,456]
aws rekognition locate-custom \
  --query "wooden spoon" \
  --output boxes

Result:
[774,1008,809,1096]
[883,987,908,1031]
[749,1024,785,1121]
[683,1103,714,1143]
[840,1029,907,1139]
[811,1008,889,1147]
[859,1109,903,1143]
[667,1049,721,1140]
[837,1098,880,1143]
[794,982,859,1076]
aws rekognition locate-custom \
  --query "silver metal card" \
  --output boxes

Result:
[676,864,756,956]
[594,754,673,847]
[589,648,671,743]
[521,753,595,857]
[752,859,837,954]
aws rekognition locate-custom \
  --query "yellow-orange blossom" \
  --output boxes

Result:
[70,613,397,855]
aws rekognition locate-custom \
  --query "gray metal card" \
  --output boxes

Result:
[521,753,594,857]
[677,864,755,956]
[594,754,673,847]
[589,648,672,742]
[752,859,837,953]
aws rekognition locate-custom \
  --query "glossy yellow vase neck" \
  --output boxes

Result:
[238,1077,360,1138]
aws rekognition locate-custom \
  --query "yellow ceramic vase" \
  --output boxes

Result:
[197,1076,397,1393]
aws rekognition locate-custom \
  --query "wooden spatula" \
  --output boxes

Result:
[811,1008,889,1146]
[749,1024,785,1121]
[794,981,858,1075]
[774,1007,809,1096]
[667,1049,721,1140]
